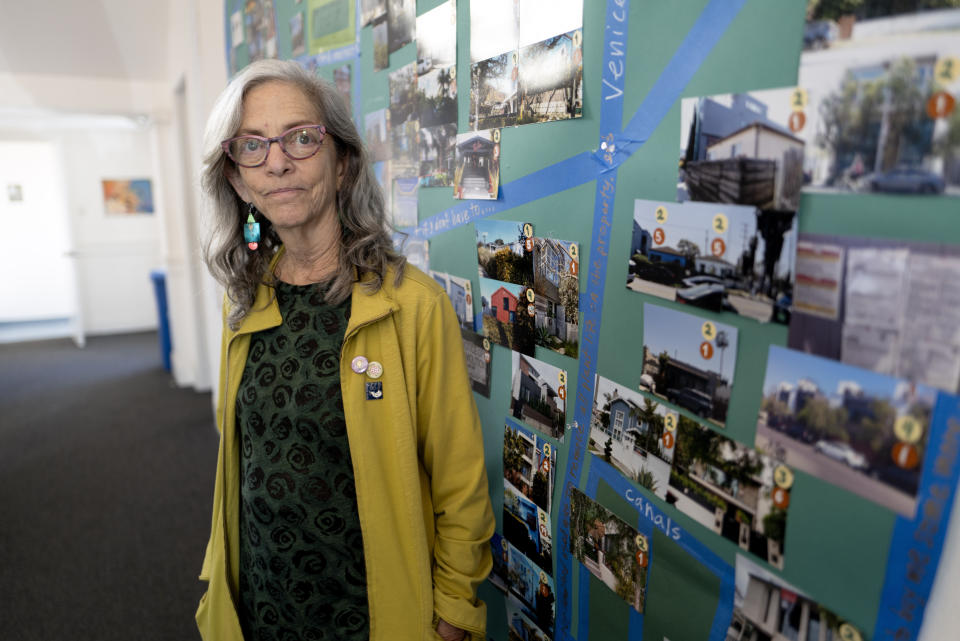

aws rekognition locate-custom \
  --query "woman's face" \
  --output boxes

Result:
[226,80,345,234]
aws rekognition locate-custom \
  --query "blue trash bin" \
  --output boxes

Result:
[149,269,172,372]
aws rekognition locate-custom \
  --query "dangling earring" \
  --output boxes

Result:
[243,203,261,251]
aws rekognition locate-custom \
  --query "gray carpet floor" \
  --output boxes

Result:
[0,332,218,640]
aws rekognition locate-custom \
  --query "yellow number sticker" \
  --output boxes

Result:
[558,371,567,386]
[701,321,716,341]
[791,87,808,111]
[568,243,579,260]
[635,534,648,553]
[655,206,668,224]
[526,288,535,303]
[493,129,502,143]
[894,415,923,444]
[664,412,678,432]
[838,623,863,641]
[773,465,794,490]
[712,214,728,235]
[523,222,534,238]
[935,56,960,83]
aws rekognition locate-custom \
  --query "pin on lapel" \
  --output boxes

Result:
[366,381,383,400]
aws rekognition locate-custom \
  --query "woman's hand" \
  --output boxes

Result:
[436,618,467,641]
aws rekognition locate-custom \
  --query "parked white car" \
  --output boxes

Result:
[814,440,867,470]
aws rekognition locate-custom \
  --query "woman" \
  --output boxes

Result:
[197,59,494,641]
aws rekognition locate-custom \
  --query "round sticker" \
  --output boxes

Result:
[543,443,551,457]
[568,243,579,259]
[525,238,534,252]
[701,321,716,341]
[573,29,582,48]
[527,305,535,317]
[558,371,567,385]
[526,289,535,303]
[655,206,668,224]
[493,129,501,143]
[661,431,675,449]
[894,415,923,444]
[927,91,956,120]
[449,66,457,79]
[773,465,794,490]
[838,623,863,641]
[366,361,384,379]
[635,535,648,553]
[790,87,808,111]
[653,228,666,245]
[935,56,960,83]
[484,352,491,363]
[711,237,726,257]
[664,412,678,432]
[570,260,579,276]
[700,341,714,360]
[892,442,919,470]
[635,550,648,568]
[482,338,491,351]
[772,486,791,509]
[558,385,566,400]
[466,293,472,305]
[712,213,728,235]
[788,111,806,133]
[523,222,534,238]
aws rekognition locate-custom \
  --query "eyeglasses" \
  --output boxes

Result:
[221,124,328,168]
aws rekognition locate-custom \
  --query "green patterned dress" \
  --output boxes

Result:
[235,281,368,641]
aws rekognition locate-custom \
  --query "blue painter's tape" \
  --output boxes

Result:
[873,392,960,641]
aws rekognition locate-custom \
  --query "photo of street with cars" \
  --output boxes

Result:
[757,345,936,518]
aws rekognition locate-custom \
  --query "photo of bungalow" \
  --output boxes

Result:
[479,277,535,356]
[455,129,500,199]
[726,554,852,641]
[680,88,805,214]
[503,420,556,515]
[504,483,552,573]
[533,238,579,357]
[429,270,474,331]
[510,352,566,440]
[668,417,788,569]
[641,303,739,427]
[569,487,648,614]
[476,219,533,287]
[757,345,936,518]
[517,29,583,124]
[626,199,796,324]
[798,9,960,195]
[470,51,519,130]
[589,375,675,499]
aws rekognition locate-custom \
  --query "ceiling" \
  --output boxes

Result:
[0,0,171,81]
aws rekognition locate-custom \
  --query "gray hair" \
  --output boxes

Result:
[201,59,404,329]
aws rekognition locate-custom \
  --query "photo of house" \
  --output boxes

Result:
[469,0,518,63]
[680,88,806,213]
[490,532,509,592]
[387,0,415,55]
[416,1,456,75]
[460,328,491,397]
[360,0,386,27]
[668,417,789,569]
[504,483,552,573]
[418,124,456,187]
[627,199,796,324]
[416,66,457,128]
[364,108,389,162]
[455,130,501,199]
[479,277,535,355]
[507,592,551,641]
[641,303,739,427]
[533,238,579,357]
[372,15,388,71]
[476,219,533,287]
[507,545,556,638]
[470,52,519,130]
[757,345,936,518]
[570,487,648,614]
[503,420,556,515]
[510,352,566,440]
[517,29,583,124]
[429,270,474,331]
[590,375,675,499]
[726,554,853,641]
[798,15,960,196]
[391,176,417,227]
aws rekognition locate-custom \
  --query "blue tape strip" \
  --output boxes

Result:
[873,392,960,640]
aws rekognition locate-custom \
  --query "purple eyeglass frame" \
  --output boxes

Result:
[221,124,327,168]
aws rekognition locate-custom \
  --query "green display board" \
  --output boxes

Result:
[223,1,960,640]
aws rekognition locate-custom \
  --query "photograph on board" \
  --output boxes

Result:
[798,18,960,196]
[640,303,739,428]
[455,129,501,199]
[569,486,649,614]
[590,375,676,500]
[470,51,520,130]
[364,108,390,162]
[518,0,583,125]
[244,0,278,63]
[430,270,475,332]
[506,589,552,641]
[416,0,457,74]
[668,417,791,570]
[461,329,492,398]
[372,14,388,71]
[680,87,806,214]
[394,235,428,273]
[507,545,556,639]
[387,0,415,55]
[418,124,457,187]
[757,345,936,518]
[802,0,960,51]
[726,554,861,641]
[102,179,154,215]
[627,199,797,324]
[504,420,557,515]
[390,176,418,228]
[307,0,354,54]
[479,277,536,356]
[510,352,567,440]
[390,119,419,172]
[389,62,417,126]
[417,65,458,127]
[333,64,352,115]
[533,238,580,358]
[360,0,386,27]
[476,219,534,287]
[373,160,391,221]
[470,0,519,64]
[490,532,509,592]
[503,483,552,573]
[788,233,960,394]
[289,11,305,57]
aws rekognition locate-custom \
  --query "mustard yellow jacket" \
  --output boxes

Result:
[196,263,495,640]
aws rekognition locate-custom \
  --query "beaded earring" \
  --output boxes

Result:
[243,203,261,251]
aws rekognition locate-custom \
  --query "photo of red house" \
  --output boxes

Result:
[491,285,518,323]
[480,276,535,355]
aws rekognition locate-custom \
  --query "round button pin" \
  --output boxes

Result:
[351,356,369,374]
[367,361,383,379]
